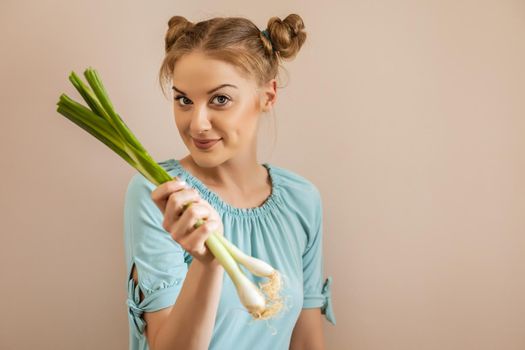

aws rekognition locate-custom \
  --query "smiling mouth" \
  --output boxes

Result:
[192,138,222,149]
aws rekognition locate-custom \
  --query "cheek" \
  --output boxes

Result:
[173,115,191,142]
[227,123,257,148]
[223,114,253,139]
[173,116,183,132]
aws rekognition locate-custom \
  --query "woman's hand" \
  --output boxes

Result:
[151,177,224,267]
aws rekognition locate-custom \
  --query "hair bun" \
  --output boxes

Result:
[164,16,193,53]
[266,14,306,59]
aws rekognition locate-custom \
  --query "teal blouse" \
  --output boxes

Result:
[124,159,336,350]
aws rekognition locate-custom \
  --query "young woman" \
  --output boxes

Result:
[124,14,336,350]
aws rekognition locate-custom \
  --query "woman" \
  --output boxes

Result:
[124,14,336,350]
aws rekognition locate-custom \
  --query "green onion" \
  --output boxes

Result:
[56,67,283,320]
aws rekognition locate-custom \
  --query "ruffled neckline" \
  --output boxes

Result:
[164,159,283,218]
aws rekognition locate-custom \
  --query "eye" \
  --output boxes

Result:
[173,94,232,108]
[212,94,231,106]
[174,95,192,106]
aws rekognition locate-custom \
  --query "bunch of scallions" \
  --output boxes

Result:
[56,67,283,320]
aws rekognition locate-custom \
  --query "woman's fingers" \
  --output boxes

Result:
[167,201,219,262]
[163,189,202,233]
[167,202,209,239]
[179,219,220,257]
[182,202,210,230]
[152,178,224,264]
[151,178,188,213]
[195,199,224,236]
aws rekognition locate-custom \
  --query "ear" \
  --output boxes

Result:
[259,79,277,113]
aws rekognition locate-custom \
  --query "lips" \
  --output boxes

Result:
[193,137,222,150]
[194,138,220,142]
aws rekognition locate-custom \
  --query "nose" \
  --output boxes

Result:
[189,105,213,134]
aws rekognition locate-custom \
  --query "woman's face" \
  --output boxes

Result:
[171,51,276,168]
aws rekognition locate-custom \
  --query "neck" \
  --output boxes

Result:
[179,154,269,195]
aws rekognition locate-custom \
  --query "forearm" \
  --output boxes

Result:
[289,308,326,350]
[153,259,223,350]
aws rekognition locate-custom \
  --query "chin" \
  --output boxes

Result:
[190,152,222,168]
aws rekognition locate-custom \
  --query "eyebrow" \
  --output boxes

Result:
[171,84,238,95]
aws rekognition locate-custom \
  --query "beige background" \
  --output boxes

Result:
[1,0,524,349]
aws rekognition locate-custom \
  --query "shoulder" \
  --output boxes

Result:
[270,164,322,215]
[270,164,321,199]
[270,165,324,248]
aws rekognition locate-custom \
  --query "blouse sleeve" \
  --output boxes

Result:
[301,188,336,325]
[124,173,190,338]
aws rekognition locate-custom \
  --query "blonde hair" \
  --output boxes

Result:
[158,14,307,98]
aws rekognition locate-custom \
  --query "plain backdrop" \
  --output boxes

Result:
[1,0,524,349]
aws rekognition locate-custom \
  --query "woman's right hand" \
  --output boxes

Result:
[150,177,224,267]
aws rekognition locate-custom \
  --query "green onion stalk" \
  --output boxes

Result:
[56,67,283,320]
